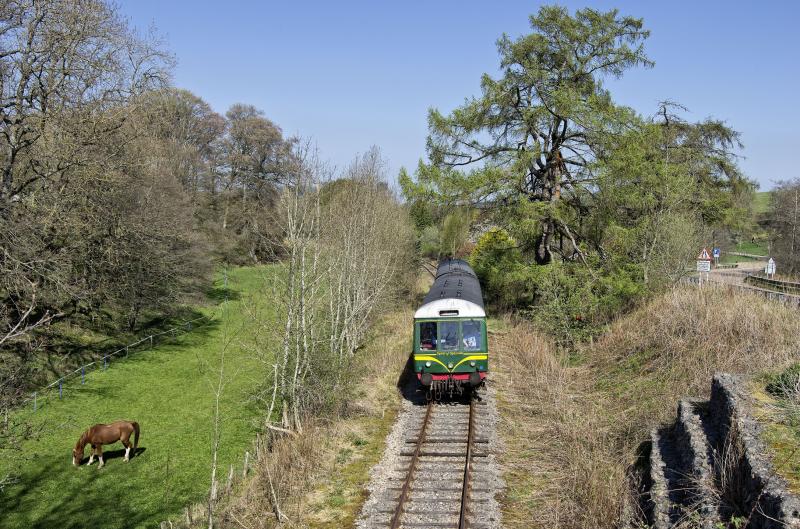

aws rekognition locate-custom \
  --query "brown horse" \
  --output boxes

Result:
[72,420,140,468]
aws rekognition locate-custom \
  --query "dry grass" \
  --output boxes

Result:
[592,284,800,441]
[495,283,800,528]
[493,318,626,529]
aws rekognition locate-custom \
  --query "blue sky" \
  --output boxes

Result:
[118,1,799,190]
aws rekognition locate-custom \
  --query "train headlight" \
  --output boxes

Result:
[448,362,454,369]
[425,361,431,367]
[470,361,476,367]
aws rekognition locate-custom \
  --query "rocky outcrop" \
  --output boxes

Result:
[631,374,800,528]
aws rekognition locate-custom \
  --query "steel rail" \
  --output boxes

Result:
[389,401,434,529]
[458,399,476,529]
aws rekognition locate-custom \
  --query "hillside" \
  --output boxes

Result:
[753,190,772,216]
[0,267,273,529]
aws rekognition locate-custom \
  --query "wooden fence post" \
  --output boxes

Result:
[225,464,234,495]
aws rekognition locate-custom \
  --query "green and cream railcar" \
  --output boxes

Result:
[413,259,487,393]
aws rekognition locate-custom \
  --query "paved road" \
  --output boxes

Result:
[704,259,765,287]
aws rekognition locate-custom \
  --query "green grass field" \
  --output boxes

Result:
[753,190,772,216]
[0,266,274,529]
[735,240,768,255]
[719,240,769,264]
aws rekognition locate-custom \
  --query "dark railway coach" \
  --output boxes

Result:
[413,258,487,394]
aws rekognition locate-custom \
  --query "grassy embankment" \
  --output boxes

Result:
[301,309,413,528]
[215,309,413,528]
[495,283,800,528]
[719,240,769,265]
[0,266,273,529]
[214,277,430,528]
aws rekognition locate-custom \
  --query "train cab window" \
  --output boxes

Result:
[438,321,459,351]
[419,322,437,350]
[462,320,482,351]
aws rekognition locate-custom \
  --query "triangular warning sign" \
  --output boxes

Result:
[697,247,711,260]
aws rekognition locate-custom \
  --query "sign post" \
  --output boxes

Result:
[696,247,712,285]
[712,247,721,267]
[766,257,776,279]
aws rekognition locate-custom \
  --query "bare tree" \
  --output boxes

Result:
[770,179,800,274]
[256,145,414,433]
[219,104,295,262]
[0,0,170,206]
[261,142,326,432]
[0,0,171,348]
[322,147,415,363]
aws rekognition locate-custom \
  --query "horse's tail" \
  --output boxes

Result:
[131,421,140,450]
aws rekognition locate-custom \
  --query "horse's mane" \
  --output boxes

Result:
[75,429,89,450]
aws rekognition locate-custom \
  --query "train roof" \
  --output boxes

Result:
[415,259,485,319]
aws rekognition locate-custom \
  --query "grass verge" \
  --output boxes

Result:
[0,266,272,529]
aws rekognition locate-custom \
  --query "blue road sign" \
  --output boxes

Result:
[712,247,721,258]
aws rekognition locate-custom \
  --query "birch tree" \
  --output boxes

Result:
[259,146,413,433]
[322,147,414,362]
[262,144,325,432]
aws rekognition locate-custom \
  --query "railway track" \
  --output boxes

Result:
[379,397,490,529]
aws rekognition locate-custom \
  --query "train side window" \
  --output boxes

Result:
[419,322,437,350]
[438,321,459,351]
[462,320,482,351]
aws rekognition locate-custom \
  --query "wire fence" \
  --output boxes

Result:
[19,315,213,413]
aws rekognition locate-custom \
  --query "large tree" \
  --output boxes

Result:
[593,102,752,287]
[0,0,170,208]
[402,6,652,264]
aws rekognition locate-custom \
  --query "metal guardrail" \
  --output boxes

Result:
[744,274,800,295]
[683,276,800,309]
[19,315,211,412]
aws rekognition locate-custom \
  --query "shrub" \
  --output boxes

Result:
[766,363,800,400]
[471,228,648,343]
[419,225,441,258]
[439,210,471,257]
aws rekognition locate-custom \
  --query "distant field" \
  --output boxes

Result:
[753,190,772,216]
[718,240,768,264]
[720,253,759,264]
[0,266,274,529]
